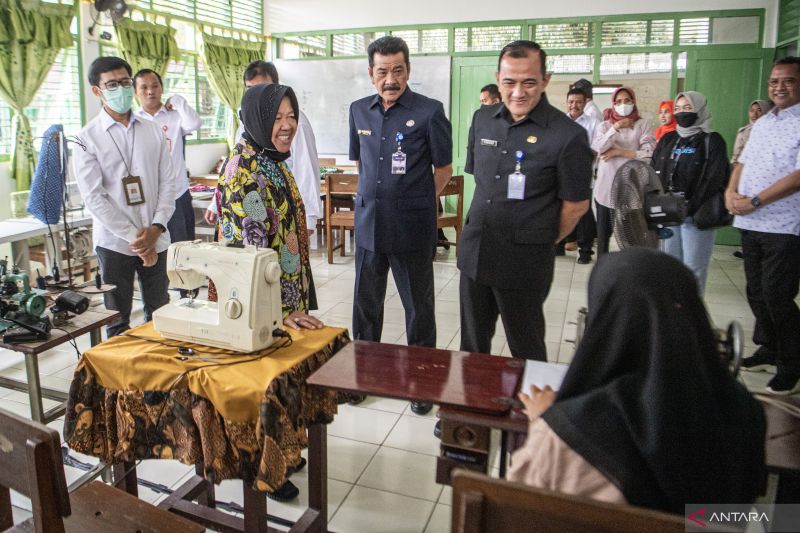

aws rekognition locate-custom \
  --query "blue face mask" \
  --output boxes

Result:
[102,86,134,114]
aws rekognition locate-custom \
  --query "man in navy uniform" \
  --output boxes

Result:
[349,36,453,413]
[459,40,593,361]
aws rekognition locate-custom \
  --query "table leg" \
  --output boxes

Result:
[195,463,215,508]
[89,327,102,347]
[242,481,268,533]
[112,461,138,496]
[308,422,328,530]
[10,241,30,277]
[24,353,45,423]
[498,430,508,479]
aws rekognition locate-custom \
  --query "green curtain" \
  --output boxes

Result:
[115,18,179,79]
[0,0,75,191]
[200,33,265,148]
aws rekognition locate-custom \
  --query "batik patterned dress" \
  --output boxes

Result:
[217,139,311,317]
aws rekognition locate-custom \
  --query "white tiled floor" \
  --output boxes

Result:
[3,236,797,532]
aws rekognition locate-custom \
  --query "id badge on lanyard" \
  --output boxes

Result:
[123,175,145,205]
[507,150,526,200]
[391,132,407,175]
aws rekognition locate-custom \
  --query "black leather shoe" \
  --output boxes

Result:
[741,347,777,372]
[267,480,299,502]
[347,394,366,405]
[433,420,442,439]
[733,250,744,259]
[577,254,592,264]
[410,401,433,415]
[766,373,800,395]
[287,457,306,475]
[555,246,566,256]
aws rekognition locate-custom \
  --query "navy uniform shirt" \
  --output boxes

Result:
[349,88,452,254]
[457,95,592,289]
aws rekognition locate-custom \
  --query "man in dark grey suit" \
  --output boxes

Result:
[459,41,593,361]
[349,36,453,412]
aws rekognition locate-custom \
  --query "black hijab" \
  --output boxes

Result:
[240,83,299,162]
[542,248,765,514]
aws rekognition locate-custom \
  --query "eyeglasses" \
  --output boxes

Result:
[102,78,134,90]
[768,78,796,88]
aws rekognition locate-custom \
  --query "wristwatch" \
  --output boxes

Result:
[152,223,167,233]
[750,195,762,209]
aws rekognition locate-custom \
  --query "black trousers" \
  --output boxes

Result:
[557,208,596,254]
[595,199,613,255]
[576,207,597,254]
[459,273,550,361]
[95,247,170,337]
[741,230,800,376]
[353,246,436,347]
[167,190,196,243]
[168,190,197,298]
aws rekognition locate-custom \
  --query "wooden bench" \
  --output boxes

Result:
[451,470,686,533]
[0,407,203,533]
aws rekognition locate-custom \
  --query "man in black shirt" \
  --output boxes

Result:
[458,41,593,361]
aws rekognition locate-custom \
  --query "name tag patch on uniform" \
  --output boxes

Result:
[480,139,498,147]
[527,136,538,144]
[358,129,372,136]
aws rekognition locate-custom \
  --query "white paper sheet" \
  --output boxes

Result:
[520,360,570,392]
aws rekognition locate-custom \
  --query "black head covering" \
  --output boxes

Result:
[542,248,765,514]
[240,83,299,162]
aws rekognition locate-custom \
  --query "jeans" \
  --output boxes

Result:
[741,230,800,376]
[95,247,170,337]
[662,217,716,295]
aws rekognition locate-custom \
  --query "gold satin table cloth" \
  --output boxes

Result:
[64,322,349,491]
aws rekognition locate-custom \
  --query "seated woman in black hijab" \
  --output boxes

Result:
[508,248,765,514]
[217,84,323,501]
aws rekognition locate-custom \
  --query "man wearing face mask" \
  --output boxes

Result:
[74,57,174,337]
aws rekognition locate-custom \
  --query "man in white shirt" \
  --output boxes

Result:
[726,56,800,395]
[74,57,174,336]
[571,78,603,124]
[205,61,321,235]
[133,68,201,244]
[558,87,599,263]
[134,68,202,298]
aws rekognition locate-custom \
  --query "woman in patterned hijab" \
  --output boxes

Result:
[217,83,322,333]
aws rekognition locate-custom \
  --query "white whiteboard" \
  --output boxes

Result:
[275,56,451,155]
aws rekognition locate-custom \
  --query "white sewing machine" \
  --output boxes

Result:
[152,241,283,352]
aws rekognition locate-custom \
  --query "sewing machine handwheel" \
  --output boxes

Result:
[264,262,281,284]
[26,294,47,317]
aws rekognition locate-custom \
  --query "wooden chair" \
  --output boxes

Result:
[451,470,685,533]
[325,173,358,264]
[437,175,464,247]
[0,407,203,533]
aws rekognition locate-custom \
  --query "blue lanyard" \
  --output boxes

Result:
[515,150,524,172]
[396,132,404,151]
